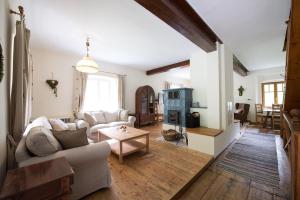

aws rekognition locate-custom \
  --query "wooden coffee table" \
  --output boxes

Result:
[98,126,150,163]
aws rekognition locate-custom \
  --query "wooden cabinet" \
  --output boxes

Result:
[135,85,155,127]
[0,157,74,200]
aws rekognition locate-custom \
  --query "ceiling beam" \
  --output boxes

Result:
[134,0,222,53]
[233,55,248,76]
[146,60,190,75]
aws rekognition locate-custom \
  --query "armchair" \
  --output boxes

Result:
[234,103,250,125]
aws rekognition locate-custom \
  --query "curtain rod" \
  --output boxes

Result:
[10,6,25,19]
[97,70,127,77]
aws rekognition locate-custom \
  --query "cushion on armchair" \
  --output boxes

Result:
[104,111,119,122]
[26,126,62,157]
[52,128,88,150]
[49,118,69,131]
[119,110,129,121]
[93,111,106,124]
[84,113,97,126]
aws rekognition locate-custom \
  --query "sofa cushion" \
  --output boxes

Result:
[26,126,62,157]
[109,121,131,127]
[90,124,111,134]
[31,116,52,130]
[84,112,97,126]
[119,110,129,121]
[93,111,106,124]
[49,119,69,131]
[104,111,119,123]
[52,128,88,150]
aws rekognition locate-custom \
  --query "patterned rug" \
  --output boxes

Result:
[217,132,280,189]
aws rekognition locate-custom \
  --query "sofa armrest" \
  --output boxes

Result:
[128,116,136,127]
[19,141,111,168]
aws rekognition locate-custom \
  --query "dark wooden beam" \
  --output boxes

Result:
[146,60,190,75]
[283,19,289,51]
[233,55,248,76]
[135,0,222,53]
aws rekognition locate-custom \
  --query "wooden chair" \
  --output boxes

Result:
[255,104,265,125]
[272,104,282,130]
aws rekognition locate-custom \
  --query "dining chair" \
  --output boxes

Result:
[255,104,265,125]
[272,104,282,130]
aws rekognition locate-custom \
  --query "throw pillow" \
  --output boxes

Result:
[104,111,119,122]
[93,111,106,124]
[49,118,69,131]
[52,128,88,150]
[119,110,129,121]
[84,112,97,126]
[26,126,62,157]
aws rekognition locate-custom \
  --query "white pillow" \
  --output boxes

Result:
[119,110,129,121]
[104,111,119,122]
[93,111,106,124]
[84,112,97,126]
[49,119,69,131]
[26,126,62,157]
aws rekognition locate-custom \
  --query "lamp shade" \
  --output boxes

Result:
[75,56,99,73]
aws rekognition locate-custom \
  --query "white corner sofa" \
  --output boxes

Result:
[15,116,112,200]
[76,110,136,136]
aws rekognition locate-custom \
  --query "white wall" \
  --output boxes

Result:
[31,47,147,119]
[31,47,190,119]
[233,67,285,122]
[188,43,240,157]
[189,45,223,129]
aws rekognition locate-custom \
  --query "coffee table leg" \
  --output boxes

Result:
[97,130,100,142]
[146,134,149,153]
[119,141,123,163]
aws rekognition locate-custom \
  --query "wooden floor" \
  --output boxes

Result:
[178,125,291,200]
[84,123,291,200]
[84,123,213,200]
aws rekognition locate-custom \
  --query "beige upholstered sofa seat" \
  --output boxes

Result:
[15,116,112,200]
[76,110,136,136]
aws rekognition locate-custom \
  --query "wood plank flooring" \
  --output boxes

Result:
[84,123,213,200]
[84,123,290,200]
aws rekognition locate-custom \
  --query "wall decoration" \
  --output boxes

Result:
[0,43,4,83]
[46,73,58,97]
[238,86,245,96]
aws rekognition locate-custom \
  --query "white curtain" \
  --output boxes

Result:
[73,70,87,117]
[164,81,170,90]
[10,19,32,143]
[118,74,125,109]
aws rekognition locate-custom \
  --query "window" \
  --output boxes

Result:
[83,75,118,111]
[262,81,284,107]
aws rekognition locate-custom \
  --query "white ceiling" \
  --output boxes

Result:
[23,0,200,70]
[187,0,291,70]
[23,0,290,71]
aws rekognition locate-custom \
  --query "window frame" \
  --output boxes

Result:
[261,81,284,107]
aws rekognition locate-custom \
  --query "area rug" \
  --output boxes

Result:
[217,132,280,189]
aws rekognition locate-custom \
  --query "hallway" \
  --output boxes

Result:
[179,126,291,200]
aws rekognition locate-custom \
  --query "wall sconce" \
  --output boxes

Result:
[46,73,58,97]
